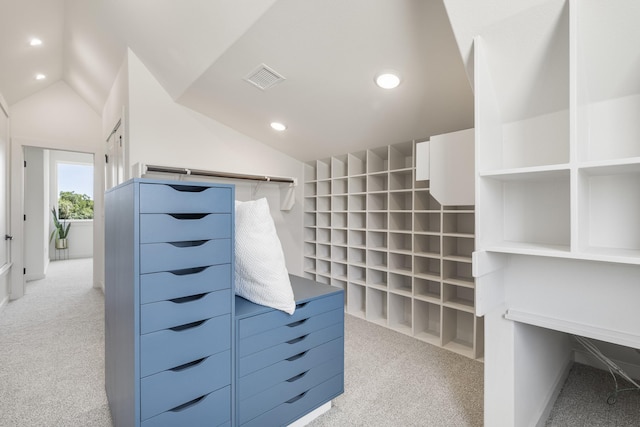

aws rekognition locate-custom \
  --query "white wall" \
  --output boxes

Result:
[9,81,103,298]
[52,220,93,260]
[109,50,304,275]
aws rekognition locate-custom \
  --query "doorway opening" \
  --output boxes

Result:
[23,147,94,282]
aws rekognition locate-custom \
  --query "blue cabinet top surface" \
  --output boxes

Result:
[235,275,343,319]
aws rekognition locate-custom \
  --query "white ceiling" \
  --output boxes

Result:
[0,0,475,162]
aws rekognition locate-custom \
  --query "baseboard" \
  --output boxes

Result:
[287,402,331,427]
[534,355,573,427]
[25,273,45,282]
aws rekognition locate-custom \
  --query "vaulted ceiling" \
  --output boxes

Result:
[0,0,479,162]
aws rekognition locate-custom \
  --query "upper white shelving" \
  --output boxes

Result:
[475,0,640,265]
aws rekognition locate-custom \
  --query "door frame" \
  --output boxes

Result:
[10,137,105,300]
[0,96,10,307]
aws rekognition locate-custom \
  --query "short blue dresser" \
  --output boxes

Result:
[234,275,344,426]
[105,178,235,427]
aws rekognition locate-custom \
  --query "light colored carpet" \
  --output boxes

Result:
[308,315,484,427]
[545,362,640,427]
[0,258,112,427]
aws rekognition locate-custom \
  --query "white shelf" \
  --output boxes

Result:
[578,246,640,265]
[366,287,388,326]
[388,293,412,335]
[414,277,441,304]
[479,164,570,180]
[442,308,475,357]
[480,170,571,250]
[578,158,640,174]
[482,243,640,266]
[414,300,441,344]
[347,282,366,318]
[483,241,571,256]
[304,142,482,359]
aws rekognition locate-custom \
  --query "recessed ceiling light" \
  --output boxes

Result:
[30,38,42,46]
[35,73,46,80]
[270,122,287,131]
[375,72,401,89]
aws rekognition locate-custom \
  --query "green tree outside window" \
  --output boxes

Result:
[58,191,94,219]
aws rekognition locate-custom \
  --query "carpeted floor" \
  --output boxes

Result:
[0,258,112,427]
[307,314,484,427]
[545,363,640,427]
[1,258,638,426]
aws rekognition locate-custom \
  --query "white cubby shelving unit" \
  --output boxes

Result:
[475,1,640,425]
[304,141,483,359]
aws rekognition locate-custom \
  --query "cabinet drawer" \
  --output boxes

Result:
[239,293,343,339]
[140,239,231,274]
[239,357,343,425]
[141,289,231,334]
[141,314,231,377]
[140,213,231,243]
[239,307,342,357]
[239,338,343,401]
[141,385,231,427]
[139,183,232,214]
[141,350,231,420]
[140,264,231,304]
[239,322,343,377]
[241,374,343,427]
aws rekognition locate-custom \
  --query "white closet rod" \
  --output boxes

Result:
[144,164,297,185]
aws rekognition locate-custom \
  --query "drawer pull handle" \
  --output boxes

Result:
[286,351,308,362]
[285,391,308,404]
[171,357,206,372]
[168,184,207,193]
[286,318,308,328]
[286,335,308,345]
[169,394,206,412]
[170,293,206,304]
[286,371,309,383]
[170,319,206,331]
[296,302,308,309]
[169,240,207,248]
[169,266,207,276]
[169,213,208,220]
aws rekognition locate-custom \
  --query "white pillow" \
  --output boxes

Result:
[234,198,296,314]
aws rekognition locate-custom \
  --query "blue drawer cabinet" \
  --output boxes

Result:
[235,275,344,426]
[105,179,234,427]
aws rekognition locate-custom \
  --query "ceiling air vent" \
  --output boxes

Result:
[244,64,286,90]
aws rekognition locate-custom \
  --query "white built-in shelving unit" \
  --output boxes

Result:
[475,0,640,425]
[476,0,640,267]
[304,141,483,359]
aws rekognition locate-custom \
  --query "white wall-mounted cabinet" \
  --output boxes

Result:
[429,129,475,206]
[304,141,482,359]
[475,1,640,425]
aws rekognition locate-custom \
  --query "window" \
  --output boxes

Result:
[57,163,94,219]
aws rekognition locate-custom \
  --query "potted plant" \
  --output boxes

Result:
[50,207,71,249]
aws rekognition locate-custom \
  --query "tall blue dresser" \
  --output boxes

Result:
[105,178,235,427]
